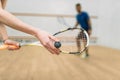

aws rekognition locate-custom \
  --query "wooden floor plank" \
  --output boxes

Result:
[0,46,120,80]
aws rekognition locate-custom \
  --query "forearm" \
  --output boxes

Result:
[88,19,92,30]
[0,9,38,37]
[0,23,8,40]
[1,0,7,9]
[74,22,79,28]
[0,0,10,40]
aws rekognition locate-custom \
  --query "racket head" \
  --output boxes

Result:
[54,28,89,54]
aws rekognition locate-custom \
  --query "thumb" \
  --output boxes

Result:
[49,35,59,42]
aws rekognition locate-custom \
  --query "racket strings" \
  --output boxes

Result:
[56,17,89,54]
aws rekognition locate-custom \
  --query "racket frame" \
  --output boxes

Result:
[56,17,89,54]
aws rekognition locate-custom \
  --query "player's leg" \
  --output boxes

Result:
[81,30,89,58]
[86,31,91,55]
[76,38,80,52]
[86,29,91,54]
[76,32,81,52]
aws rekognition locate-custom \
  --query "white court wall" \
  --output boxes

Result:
[97,0,120,49]
[5,0,99,36]
[3,0,120,49]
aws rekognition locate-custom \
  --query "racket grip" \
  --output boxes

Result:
[54,42,61,48]
[0,44,18,50]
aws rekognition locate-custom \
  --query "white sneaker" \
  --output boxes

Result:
[81,52,89,58]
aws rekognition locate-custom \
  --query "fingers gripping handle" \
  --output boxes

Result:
[0,44,19,50]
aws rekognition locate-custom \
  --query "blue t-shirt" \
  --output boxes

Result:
[76,12,90,31]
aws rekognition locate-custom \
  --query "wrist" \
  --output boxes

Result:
[33,29,42,38]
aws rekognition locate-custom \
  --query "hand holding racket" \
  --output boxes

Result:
[0,30,61,55]
[2,39,20,50]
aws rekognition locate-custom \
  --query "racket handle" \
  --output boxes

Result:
[0,42,61,50]
[54,42,61,48]
[0,44,18,50]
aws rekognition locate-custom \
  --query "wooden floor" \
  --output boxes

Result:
[0,45,120,80]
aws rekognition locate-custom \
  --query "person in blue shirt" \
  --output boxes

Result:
[74,3,92,58]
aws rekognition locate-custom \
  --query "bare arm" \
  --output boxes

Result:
[1,0,7,9]
[0,9,38,36]
[74,22,79,28]
[87,19,92,36]
[0,0,38,37]
[0,1,60,54]
[88,19,92,30]
[0,0,8,40]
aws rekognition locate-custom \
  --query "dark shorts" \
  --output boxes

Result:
[77,31,88,39]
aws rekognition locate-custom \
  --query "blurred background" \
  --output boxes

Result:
[0,0,120,80]
[5,0,120,50]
